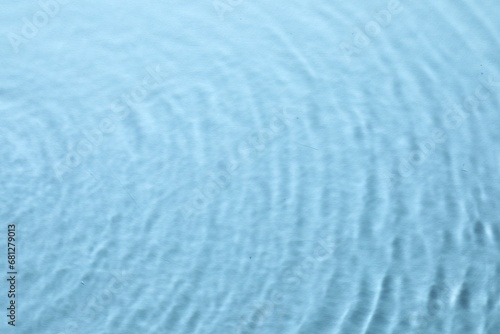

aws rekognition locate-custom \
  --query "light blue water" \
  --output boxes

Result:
[1,0,500,333]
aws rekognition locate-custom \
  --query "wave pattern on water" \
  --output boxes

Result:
[1,0,500,333]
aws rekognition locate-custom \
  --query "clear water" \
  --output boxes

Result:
[1,0,500,333]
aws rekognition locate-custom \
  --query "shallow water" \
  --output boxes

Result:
[1,0,500,333]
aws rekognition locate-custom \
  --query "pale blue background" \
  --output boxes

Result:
[1,0,500,333]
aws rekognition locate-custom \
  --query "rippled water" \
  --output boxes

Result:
[1,0,500,333]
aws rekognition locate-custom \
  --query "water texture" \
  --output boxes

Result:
[1,0,500,333]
